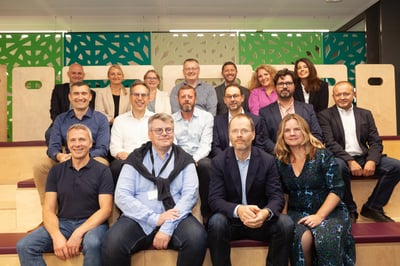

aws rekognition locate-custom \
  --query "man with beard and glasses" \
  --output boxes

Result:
[214,61,250,115]
[172,85,214,224]
[211,83,265,157]
[259,68,323,154]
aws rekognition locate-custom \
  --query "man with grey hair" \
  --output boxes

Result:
[102,113,207,266]
[170,58,218,116]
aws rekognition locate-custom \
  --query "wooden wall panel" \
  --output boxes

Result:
[356,64,396,136]
[12,67,54,141]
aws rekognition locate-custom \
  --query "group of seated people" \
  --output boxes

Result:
[15,58,400,266]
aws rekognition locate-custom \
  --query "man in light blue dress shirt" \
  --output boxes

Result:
[102,113,207,266]
[172,84,214,223]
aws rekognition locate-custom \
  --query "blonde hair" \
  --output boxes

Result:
[275,114,324,164]
[248,64,277,91]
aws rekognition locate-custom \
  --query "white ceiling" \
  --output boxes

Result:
[0,0,379,32]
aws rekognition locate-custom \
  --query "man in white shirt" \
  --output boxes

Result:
[318,81,400,222]
[110,81,155,183]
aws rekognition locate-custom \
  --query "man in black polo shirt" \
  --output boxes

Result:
[17,124,114,266]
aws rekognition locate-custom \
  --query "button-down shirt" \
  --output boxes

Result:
[172,107,214,162]
[110,109,155,157]
[47,108,110,161]
[337,105,363,156]
[115,146,198,236]
[170,80,218,116]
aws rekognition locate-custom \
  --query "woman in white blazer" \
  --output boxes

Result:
[143,69,171,114]
[95,64,131,125]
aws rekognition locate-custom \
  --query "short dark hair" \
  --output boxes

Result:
[273,68,296,86]
[221,61,237,72]
[224,83,243,96]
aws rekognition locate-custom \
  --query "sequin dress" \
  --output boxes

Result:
[276,149,355,266]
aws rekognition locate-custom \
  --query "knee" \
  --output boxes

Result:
[276,214,295,234]
[16,238,27,254]
[82,233,102,252]
[208,213,229,233]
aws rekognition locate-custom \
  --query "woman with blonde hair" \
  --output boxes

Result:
[275,114,355,266]
[95,64,131,125]
[248,64,277,115]
[143,69,171,114]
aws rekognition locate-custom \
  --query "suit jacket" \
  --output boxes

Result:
[49,83,96,122]
[294,81,329,113]
[211,111,265,157]
[259,100,323,154]
[209,146,284,219]
[318,105,383,164]
[215,83,250,115]
[95,85,131,122]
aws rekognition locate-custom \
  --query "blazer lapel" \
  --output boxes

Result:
[245,147,259,195]
[226,148,244,198]
[353,107,362,142]
[332,107,346,142]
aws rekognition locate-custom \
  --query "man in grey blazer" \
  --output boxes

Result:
[318,81,400,222]
[259,68,323,154]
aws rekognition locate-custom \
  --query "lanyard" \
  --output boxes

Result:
[149,147,173,178]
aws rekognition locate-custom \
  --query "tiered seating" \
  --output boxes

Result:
[1,138,400,265]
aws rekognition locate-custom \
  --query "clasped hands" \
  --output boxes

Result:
[237,205,269,228]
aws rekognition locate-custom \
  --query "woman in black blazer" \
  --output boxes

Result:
[294,58,329,113]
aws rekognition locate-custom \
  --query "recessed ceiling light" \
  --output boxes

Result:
[325,0,343,3]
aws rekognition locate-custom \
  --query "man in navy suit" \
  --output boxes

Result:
[259,68,323,154]
[318,81,400,222]
[211,83,264,157]
[45,63,96,144]
[208,114,294,266]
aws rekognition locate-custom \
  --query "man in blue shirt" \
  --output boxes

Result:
[34,82,110,205]
[102,113,207,266]
[172,84,214,222]
[17,124,114,266]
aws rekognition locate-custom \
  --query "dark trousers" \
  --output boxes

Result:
[196,157,212,222]
[336,156,400,212]
[207,213,294,266]
[102,215,207,266]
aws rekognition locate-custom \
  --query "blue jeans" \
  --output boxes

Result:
[337,156,400,212]
[207,213,294,266]
[17,218,108,266]
[102,214,207,266]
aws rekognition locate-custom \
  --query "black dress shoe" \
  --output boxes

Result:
[360,205,394,222]
[349,211,358,223]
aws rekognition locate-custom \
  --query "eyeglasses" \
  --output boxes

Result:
[276,82,294,87]
[145,77,158,81]
[230,129,252,135]
[152,127,174,135]
[224,94,241,99]
[131,92,149,97]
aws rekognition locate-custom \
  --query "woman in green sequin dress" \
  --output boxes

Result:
[275,114,355,266]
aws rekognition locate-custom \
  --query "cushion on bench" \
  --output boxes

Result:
[351,222,400,243]
[17,178,35,188]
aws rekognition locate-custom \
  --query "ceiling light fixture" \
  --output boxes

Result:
[169,29,257,33]
[263,29,329,32]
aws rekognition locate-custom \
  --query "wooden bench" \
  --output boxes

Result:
[2,223,400,265]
